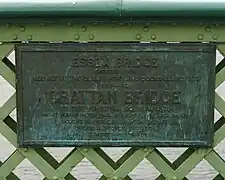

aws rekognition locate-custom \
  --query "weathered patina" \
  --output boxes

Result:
[16,43,215,147]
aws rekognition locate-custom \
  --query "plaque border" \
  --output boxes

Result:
[15,42,216,148]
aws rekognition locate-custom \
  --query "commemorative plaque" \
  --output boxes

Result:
[15,43,215,147]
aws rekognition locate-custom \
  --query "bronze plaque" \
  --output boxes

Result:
[16,43,215,147]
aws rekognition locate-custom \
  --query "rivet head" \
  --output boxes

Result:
[205,26,211,32]
[113,176,118,180]
[20,26,25,32]
[198,34,204,40]
[67,22,72,26]
[143,26,149,32]
[89,34,95,40]
[74,34,80,40]
[83,148,88,152]
[52,176,58,180]
[12,35,18,40]
[212,34,218,40]
[27,35,32,40]
[136,34,142,40]
[143,148,149,152]
[81,26,87,32]
[172,176,177,180]
[24,148,29,152]
[151,35,156,40]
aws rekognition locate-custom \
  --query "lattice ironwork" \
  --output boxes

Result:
[0,23,225,180]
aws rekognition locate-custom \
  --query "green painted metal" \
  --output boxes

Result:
[0,21,225,180]
[1,0,225,17]
[0,23,224,42]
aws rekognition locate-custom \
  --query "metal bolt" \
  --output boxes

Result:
[143,148,149,152]
[74,34,80,40]
[143,26,149,32]
[12,35,18,40]
[172,176,177,180]
[83,148,88,152]
[20,26,25,32]
[67,22,72,26]
[212,34,218,40]
[113,176,118,180]
[136,33,142,40]
[81,26,87,32]
[52,176,58,180]
[89,34,95,40]
[198,34,204,40]
[205,26,211,32]
[27,35,32,40]
[24,148,29,152]
[151,35,156,40]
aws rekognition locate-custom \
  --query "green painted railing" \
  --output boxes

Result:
[1,0,225,17]
[0,1,225,179]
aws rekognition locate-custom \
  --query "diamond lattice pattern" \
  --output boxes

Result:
[0,43,225,180]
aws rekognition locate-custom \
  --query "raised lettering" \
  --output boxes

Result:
[125,91,133,104]
[171,91,181,104]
